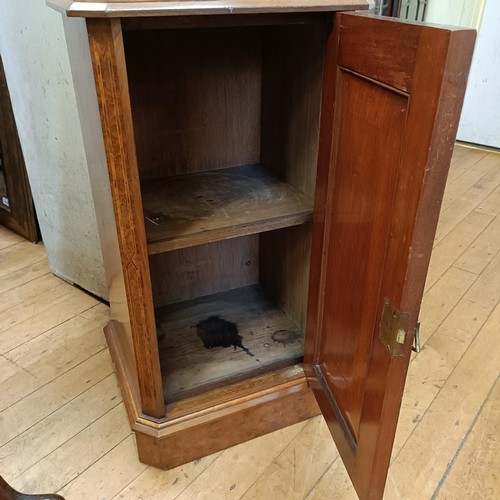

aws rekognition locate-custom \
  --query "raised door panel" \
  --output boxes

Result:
[305,13,475,500]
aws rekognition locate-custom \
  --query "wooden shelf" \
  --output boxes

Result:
[156,285,304,403]
[142,164,313,254]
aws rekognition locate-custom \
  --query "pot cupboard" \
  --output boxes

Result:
[47,1,475,498]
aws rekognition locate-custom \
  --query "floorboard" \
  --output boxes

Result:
[0,145,498,499]
[434,376,500,500]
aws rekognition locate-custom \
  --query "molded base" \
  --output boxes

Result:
[104,320,320,470]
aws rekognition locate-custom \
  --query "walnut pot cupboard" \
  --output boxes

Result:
[47,1,475,498]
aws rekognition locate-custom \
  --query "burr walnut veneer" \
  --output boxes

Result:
[48,1,475,498]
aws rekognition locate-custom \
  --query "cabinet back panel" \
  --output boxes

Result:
[124,28,262,179]
[149,235,259,306]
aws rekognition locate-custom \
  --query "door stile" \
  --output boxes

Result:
[356,25,476,498]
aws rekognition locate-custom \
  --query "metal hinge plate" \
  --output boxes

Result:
[379,299,410,357]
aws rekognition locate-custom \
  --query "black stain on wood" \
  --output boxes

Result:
[272,330,301,346]
[196,315,254,357]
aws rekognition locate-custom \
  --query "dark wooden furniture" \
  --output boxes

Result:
[48,1,475,498]
[0,476,64,500]
[0,56,38,242]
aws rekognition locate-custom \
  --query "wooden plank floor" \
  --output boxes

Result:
[1,144,499,499]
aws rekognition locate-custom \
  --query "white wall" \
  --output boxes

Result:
[425,0,499,149]
[456,0,500,148]
[0,0,107,297]
[425,0,484,29]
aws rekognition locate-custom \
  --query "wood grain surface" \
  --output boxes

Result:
[2,145,499,498]
[142,165,313,253]
[49,7,478,498]
[47,0,370,18]
[124,27,261,180]
[260,224,312,332]
[149,235,259,307]
[87,18,165,418]
[261,21,325,199]
[305,12,475,500]
[157,285,304,402]
[0,56,37,242]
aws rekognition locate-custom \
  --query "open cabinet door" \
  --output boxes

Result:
[304,13,475,500]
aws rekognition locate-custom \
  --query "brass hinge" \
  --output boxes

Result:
[379,299,410,357]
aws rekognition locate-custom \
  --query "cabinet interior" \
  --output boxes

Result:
[123,16,326,404]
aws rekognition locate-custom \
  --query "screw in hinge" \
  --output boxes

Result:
[412,321,421,353]
[396,329,406,344]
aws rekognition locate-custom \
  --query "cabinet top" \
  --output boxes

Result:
[47,0,371,18]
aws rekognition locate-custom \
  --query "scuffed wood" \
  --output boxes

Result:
[47,0,370,18]
[156,285,305,402]
[142,165,313,253]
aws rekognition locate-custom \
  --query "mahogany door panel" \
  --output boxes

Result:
[319,71,409,441]
[305,13,475,500]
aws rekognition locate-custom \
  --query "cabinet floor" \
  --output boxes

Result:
[157,284,304,403]
[0,144,499,499]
